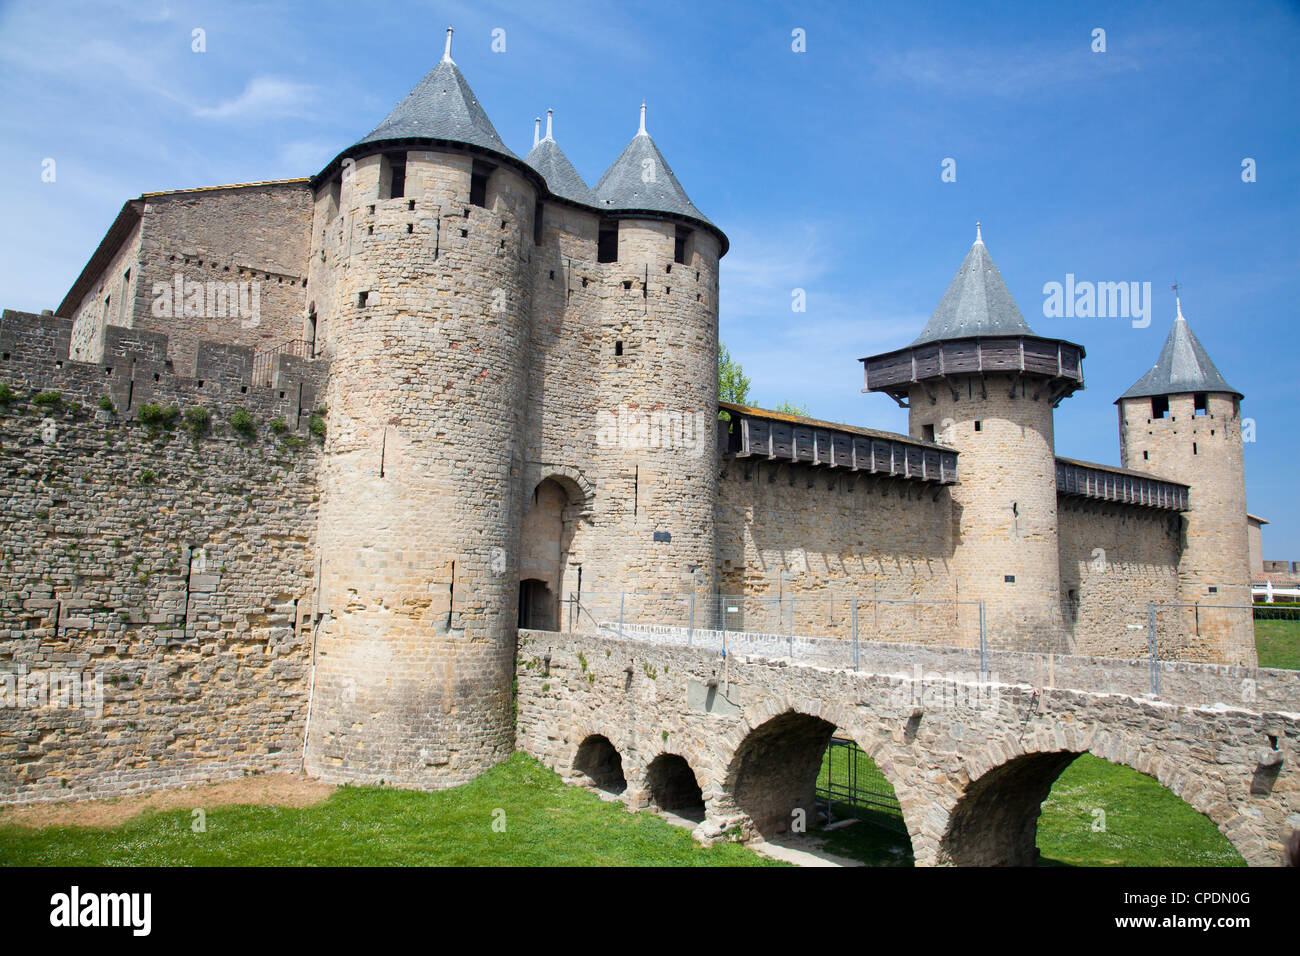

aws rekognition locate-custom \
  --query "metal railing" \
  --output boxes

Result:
[566,590,988,677]
[1145,601,1287,695]
[816,736,906,833]
[251,336,312,387]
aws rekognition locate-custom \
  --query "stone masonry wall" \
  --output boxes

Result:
[715,461,960,641]
[66,182,314,376]
[0,309,325,805]
[67,214,143,363]
[1058,498,1181,657]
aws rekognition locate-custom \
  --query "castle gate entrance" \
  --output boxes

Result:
[518,478,576,631]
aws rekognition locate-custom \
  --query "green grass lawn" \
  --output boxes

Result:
[1254,616,1300,669]
[0,753,777,867]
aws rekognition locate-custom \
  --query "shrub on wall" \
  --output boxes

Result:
[230,408,256,440]
[138,403,181,437]
[183,406,211,440]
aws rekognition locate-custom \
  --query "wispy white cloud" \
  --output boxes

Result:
[871,43,1142,98]
[194,76,319,120]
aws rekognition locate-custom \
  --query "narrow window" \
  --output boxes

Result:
[357,291,369,308]
[1151,395,1169,419]
[328,177,341,218]
[385,153,406,199]
[470,160,492,207]
[1193,441,1198,455]
[1143,450,1149,460]
[304,309,317,358]
[674,226,691,264]
[615,340,624,356]
[1193,392,1207,416]
[597,221,618,263]
[974,420,982,432]
[533,200,544,245]
[922,423,935,442]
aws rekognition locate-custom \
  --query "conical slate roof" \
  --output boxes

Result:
[1118,308,1241,400]
[353,44,517,161]
[594,107,715,227]
[525,115,596,206]
[912,228,1037,345]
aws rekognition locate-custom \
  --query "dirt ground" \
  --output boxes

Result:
[0,773,336,830]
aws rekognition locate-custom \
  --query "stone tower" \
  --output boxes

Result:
[861,227,1086,650]
[1116,300,1254,665]
[299,31,728,787]
[587,103,723,607]
[303,30,538,786]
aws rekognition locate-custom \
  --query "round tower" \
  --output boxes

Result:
[303,30,540,786]
[1116,299,1253,665]
[584,103,725,613]
[861,226,1086,651]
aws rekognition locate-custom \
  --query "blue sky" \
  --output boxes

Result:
[1,0,1296,555]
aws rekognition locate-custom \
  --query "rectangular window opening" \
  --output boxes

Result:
[469,160,492,208]
[597,221,619,263]
[533,200,544,245]
[615,340,624,356]
[1194,392,1208,416]
[673,226,691,265]
[1151,395,1170,419]
[974,420,982,432]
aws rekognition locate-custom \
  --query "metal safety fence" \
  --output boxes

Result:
[567,590,988,675]
[815,736,906,833]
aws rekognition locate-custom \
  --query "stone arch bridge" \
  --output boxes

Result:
[515,628,1300,866]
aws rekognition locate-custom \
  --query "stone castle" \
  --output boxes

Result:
[0,31,1257,801]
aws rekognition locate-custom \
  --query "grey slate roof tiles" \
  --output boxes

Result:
[912,235,1038,345]
[339,42,721,243]
[593,130,716,227]
[524,136,597,206]
[1119,312,1241,399]
[355,57,519,161]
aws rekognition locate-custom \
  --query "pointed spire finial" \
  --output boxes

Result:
[639,101,647,135]
[533,117,540,148]
[1173,283,1184,321]
[442,26,454,62]
[975,221,983,244]
[545,108,553,141]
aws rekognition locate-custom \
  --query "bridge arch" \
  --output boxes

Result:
[713,697,920,846]
[645,753,706,821]
[572,733,627,796]
[937,728,1253,866]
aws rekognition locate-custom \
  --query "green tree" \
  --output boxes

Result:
[774,400,811,418]
[718,341,751,407]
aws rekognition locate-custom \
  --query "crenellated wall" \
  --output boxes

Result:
[0,309,327,805]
